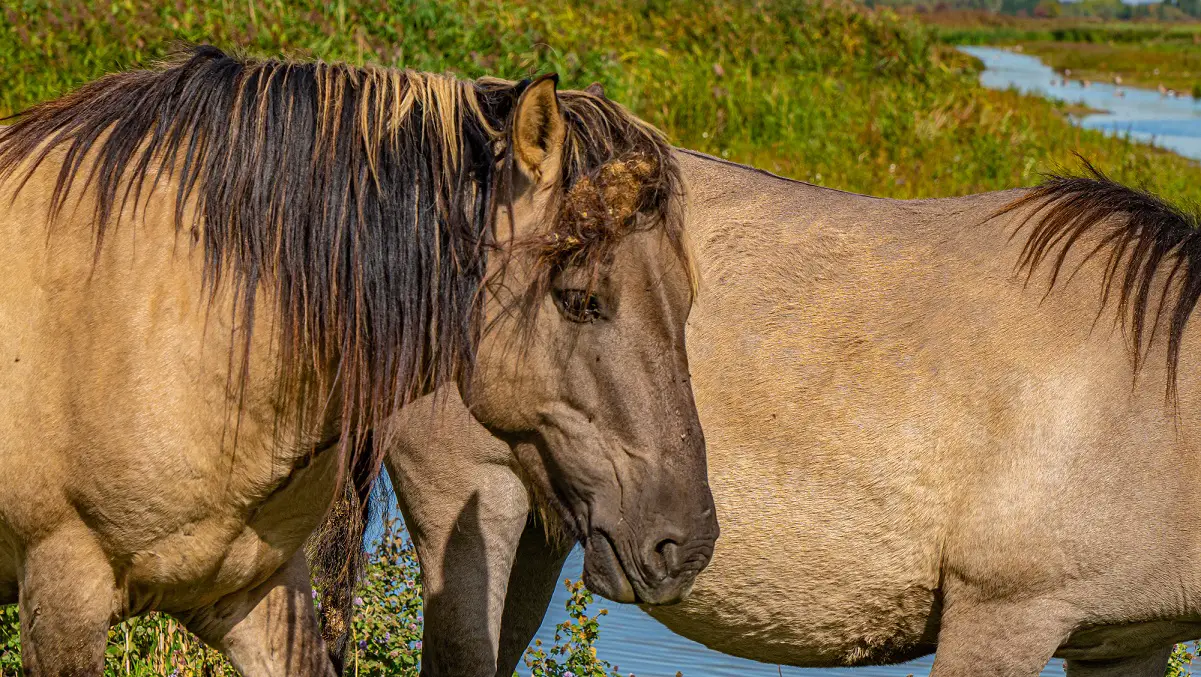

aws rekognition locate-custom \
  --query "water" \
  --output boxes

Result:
[524,52,1201,677]
[959,45,1201,162]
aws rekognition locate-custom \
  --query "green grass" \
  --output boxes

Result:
[2,0,1200,205]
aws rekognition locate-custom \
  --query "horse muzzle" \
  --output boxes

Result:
[582,526,716,605]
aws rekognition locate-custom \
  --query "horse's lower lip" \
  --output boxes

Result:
[582,532,638,603]
[631,564,698,606]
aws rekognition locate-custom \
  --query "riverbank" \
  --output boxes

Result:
[1019,41,1201,97]
[960,45,1201,162]
[924,12,1201,97]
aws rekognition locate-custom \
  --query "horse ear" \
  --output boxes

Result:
[512,73,565,182]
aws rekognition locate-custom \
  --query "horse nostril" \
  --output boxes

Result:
[655,538,683,576]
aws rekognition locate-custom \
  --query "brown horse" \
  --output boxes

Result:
[0,48,716,676]
[380,143,1201,677]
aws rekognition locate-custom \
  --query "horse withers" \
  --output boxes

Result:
[0,47,715,676]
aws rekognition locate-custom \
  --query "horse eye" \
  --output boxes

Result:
[553,288,603,323]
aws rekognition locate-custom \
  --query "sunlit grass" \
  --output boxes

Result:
[2,0,1200,204]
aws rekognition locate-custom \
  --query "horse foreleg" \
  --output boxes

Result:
[387,451,531,677]
[929,597,1073,677]
[1065,646,1174,677]
[18,526,116,677]
[493,522,570,677]
[177,551,335,677]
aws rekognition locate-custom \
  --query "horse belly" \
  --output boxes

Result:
[647,558,937,667]
[643,476,941,668]
[1058,620,1201,661]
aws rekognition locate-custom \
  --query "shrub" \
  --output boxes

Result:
[1168,642,1197,677]
[524,579,622,677]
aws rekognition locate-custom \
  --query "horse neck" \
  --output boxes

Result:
[676,149,868,282]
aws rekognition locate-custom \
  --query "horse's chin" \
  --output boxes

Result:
[582,532,638,603]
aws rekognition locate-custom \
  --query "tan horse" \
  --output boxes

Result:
[0,48,716,676]
[380,143,1201,677]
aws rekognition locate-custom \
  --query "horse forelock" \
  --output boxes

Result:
[496,87,693,336]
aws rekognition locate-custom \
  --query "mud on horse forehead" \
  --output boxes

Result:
[537,153,687,278]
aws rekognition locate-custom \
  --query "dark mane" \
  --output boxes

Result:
[999,162,1201,399]
[0,45,512,449]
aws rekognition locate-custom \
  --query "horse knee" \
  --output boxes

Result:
[18,528,116,677]
[179,552,335,677]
